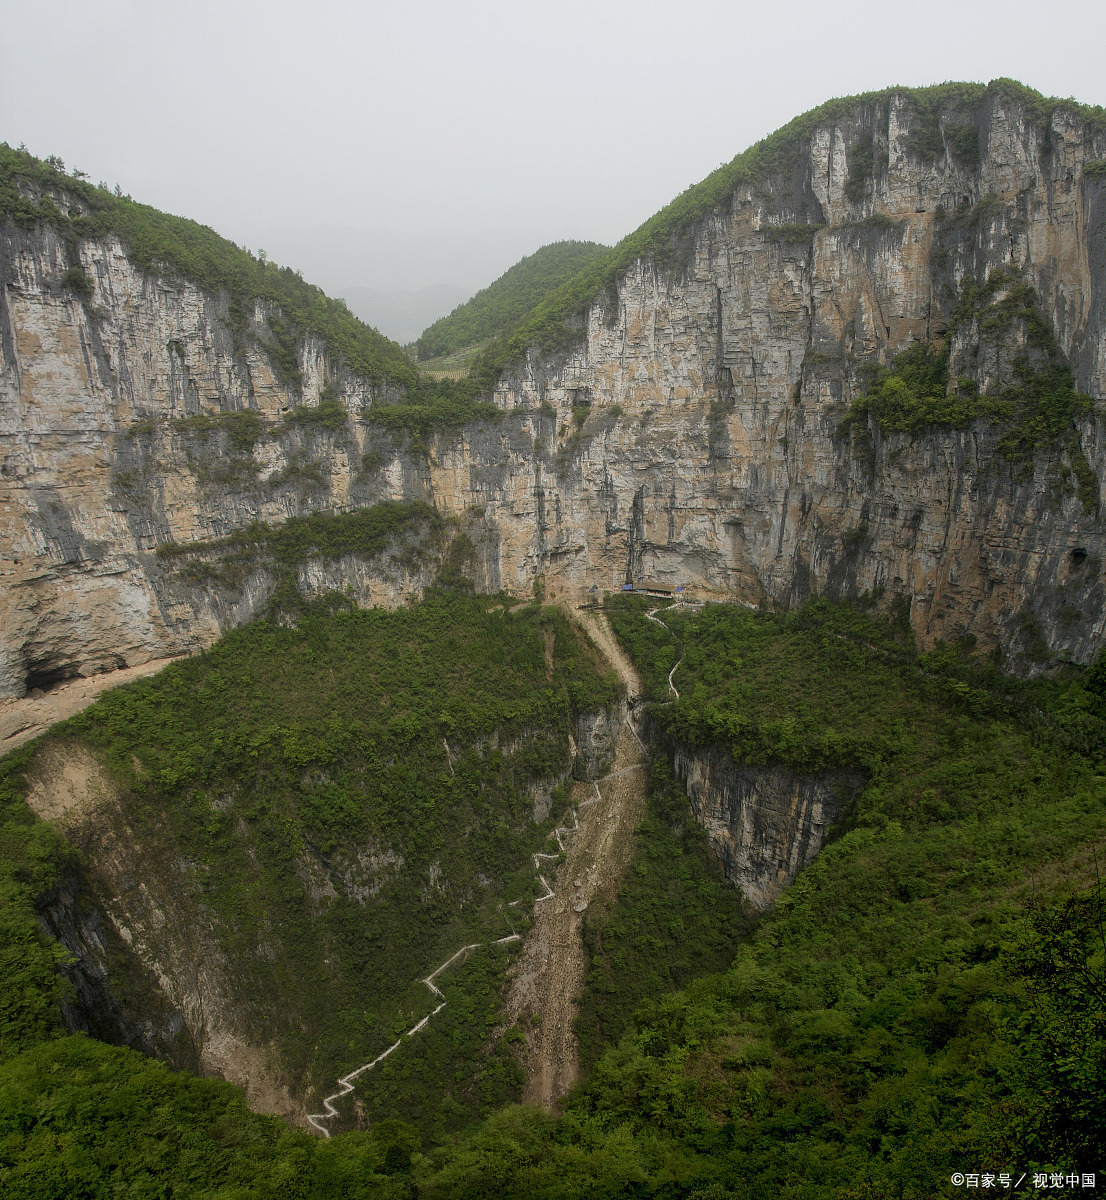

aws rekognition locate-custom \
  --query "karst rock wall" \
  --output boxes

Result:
[5,86,1106,700]
[672,745,862,911]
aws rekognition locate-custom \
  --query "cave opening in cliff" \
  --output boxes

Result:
[23,658,82,695]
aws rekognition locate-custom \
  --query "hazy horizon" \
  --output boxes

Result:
[3,0,1104,340]
[340,282,469,344]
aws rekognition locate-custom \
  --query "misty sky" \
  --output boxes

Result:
[3,0,1105,316]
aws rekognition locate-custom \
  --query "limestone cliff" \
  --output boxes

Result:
[672,745,861,911]
[4,82,1106,702]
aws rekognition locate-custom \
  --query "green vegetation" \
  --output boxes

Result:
[766,222,825,244]
[953,271,1097,467]
[607,593,1000,777]
[411,597,1105,1197]
[0,1035,424,1199]
[845,141,880,202]
[1085,159,1106,179]
[280,395,350,434]
[122,410,271,495]
[901,88,981,168]
[0,588,622,1179]
[364,377,500,447]
[840,339,1002,436]
[0,143,415,388]
[354,945,526,1141]
[944,120,982,168]
[3,594,1104,1196]
[841,271,1099,505]
[0,743,70,1061]
[575,757,748,1071]
[413,344,487,376]
[167,409,268,452]
[414,241,608,362]
[156,500,443,606]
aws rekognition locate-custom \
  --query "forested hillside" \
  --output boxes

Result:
[3,595,1103,1198]
[413,240,608,363]
[0,577,626,1194]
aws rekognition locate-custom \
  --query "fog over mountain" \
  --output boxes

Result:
[247,223,558,341]
[4,0,1103,321]
[339,285,469,344]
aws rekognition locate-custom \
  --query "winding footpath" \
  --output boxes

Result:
[645,601,700,699]
[305,686,642,1132]
[306,934,520,1135]
[305,603,708,1132]
[302,609,695,1132]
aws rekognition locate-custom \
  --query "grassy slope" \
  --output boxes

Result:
[414,598,1106,1199]
[0,587,623,1175]
[414,241,608,362]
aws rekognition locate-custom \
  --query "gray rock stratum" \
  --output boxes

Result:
[5,81,1106,702]
[673,746,863,911]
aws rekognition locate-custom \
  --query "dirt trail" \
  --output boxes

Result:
[575,608,641,703]
[503,607,648,1110]
[0,657,183,751]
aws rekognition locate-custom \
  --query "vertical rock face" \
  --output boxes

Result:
[572,698,627,781]
[0,218,429,699]
[673,746,861,911]
[476,88,1106,666]
[38,872,197,1069]
[4,84,1106,701]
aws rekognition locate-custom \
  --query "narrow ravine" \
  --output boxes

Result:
[502,714,647,1108]
[304,751,649,1132]
[500,606,650,1109]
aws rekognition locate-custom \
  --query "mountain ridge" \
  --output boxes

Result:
[413,240,609,362]
[5,78,1106,704]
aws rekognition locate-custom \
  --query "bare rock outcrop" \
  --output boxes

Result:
[673,745,861,911]
[4,84,1106,700]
